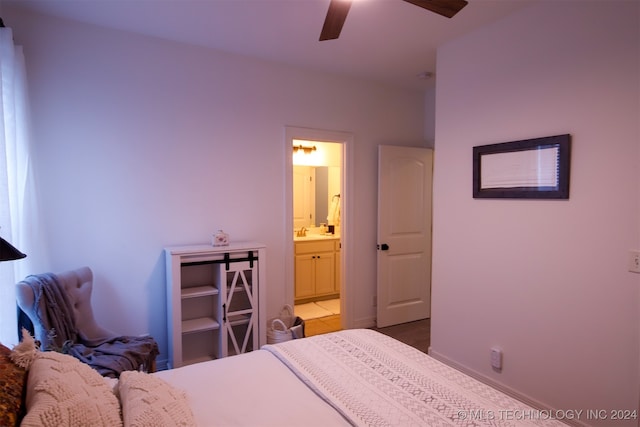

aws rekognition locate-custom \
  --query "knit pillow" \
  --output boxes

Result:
[21,351,122,427]
[0,343,27,427]
[119,370,196,427]
[11,328,39,369]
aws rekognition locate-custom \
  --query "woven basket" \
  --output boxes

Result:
[267,318,293,344]
[266,305,305,344]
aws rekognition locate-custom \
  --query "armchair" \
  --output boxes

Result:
[16,266,158,377]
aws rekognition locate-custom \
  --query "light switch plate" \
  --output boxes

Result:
[629,250,640,273]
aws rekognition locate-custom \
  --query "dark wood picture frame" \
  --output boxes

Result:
[473,134,571,199]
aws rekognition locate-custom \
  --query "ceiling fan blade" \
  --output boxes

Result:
[319,0,353,41]
[402,0,468,19]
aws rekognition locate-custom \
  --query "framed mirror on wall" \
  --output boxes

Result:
[473,134,571,199]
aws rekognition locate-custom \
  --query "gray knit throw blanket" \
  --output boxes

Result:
[24,273,158,378]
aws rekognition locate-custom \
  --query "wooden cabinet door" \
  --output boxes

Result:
[294,254,315,299]
[314,252,335,295]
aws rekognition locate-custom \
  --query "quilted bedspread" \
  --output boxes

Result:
[263,329,567,427]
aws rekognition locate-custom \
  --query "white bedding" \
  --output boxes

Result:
[154,329,567,427]
[153,346,350,426]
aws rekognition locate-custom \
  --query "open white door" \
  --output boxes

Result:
[293,166,314,230]
[376,145,433,327]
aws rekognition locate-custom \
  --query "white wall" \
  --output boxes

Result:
[432,2,639,425]
[3,6,427,365]
[423,87,435,147]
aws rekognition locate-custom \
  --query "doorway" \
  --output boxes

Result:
[284,127,353,335]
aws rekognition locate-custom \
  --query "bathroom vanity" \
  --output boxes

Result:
[294,235,340,304]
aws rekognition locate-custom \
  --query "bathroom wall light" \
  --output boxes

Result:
[293,144,317,154]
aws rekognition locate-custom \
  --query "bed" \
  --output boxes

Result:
[3,328,568,426]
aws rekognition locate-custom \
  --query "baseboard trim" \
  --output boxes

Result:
[352,316,376,329]
[428,349,586,427]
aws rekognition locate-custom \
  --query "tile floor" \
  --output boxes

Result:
[295,299,430,354]
[304,314,342,336]
[294,299,340,319]
[295,298,342,337]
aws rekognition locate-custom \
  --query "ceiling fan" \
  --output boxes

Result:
[319,0,469,41]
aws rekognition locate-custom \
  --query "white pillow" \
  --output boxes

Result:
[119,370,196,427]
[21,351,122,427]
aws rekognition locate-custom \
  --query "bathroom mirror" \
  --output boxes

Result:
[293,165,340,229]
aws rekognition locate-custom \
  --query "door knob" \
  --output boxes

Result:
[377,243,389,251]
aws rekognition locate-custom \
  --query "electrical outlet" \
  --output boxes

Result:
[490,347,503,371]
[629,250,640,273]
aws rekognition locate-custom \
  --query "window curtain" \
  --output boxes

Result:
[0,25,40,346]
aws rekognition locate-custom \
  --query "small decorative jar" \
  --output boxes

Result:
[212,230,229,246]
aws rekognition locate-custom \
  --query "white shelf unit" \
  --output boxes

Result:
[165,242,266,369]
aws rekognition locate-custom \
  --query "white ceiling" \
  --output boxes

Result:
[3,0,537,91]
